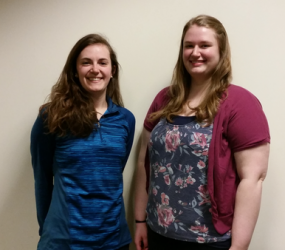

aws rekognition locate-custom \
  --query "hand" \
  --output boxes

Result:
[134,223,148,250]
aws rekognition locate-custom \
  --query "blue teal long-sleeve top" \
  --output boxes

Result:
[31,97,135,250]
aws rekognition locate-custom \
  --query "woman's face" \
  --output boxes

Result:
[76,43,113,97]
[182,25,220,81]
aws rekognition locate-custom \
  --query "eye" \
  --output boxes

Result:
[201,44,211,48]
[99,60,109,66]
[82,61,90,65]
[184,44,193,48]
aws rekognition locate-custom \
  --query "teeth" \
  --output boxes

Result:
[89,78,100,81]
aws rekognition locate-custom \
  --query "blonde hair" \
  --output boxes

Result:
[150,15,232,125]
[42,34,123,137]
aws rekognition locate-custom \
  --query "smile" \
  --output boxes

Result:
[190,61,205,66]
[88,77,101,81]
[190,60,205,63]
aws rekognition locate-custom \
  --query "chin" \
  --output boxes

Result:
[190,70,205,75]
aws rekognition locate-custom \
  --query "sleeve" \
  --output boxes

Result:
[122,110,136,170]
[143,87,170,131]
[226,86,270,152]
[30,113,55,235]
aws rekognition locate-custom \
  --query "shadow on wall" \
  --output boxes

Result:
[125,134,142,250]
[0,133,39,250]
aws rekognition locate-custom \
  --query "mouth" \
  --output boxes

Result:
[87,77,102,81]
[190,60,205,67]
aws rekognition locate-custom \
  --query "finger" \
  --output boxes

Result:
[134,240,142,250]
[143,237,148,249]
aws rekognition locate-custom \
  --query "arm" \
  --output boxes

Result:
[230,143,270,250]
[30,114,55,235]
[134,88,168,249]
[122,112,136,171]
[134,128,151,250]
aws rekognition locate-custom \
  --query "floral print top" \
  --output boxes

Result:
[146,117,231,244]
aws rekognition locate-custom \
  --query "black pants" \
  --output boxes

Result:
[117,244,129,250]
[147,227,230,250]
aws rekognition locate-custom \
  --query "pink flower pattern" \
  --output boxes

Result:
[197,160,206,169]
[196,185,211,206]
[163,174,170,185]
[161,193,169,205]
[147,119,230,243]
[152,187,158,196]
[175,177,183,186]
[157,204,175,227]
[190,225,209,234]
[197,236,206,243]
[190,132,208,148]
[165,127,181,152]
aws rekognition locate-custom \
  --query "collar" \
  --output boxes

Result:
[104,96,120,116]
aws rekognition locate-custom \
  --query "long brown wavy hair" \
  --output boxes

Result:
[41,34,123,137]
[150,15,232,125]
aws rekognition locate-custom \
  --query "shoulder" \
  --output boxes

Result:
[149,86,170,111]
[118,106,135,122]
[143,87,169,132]
[34,104,50,126]
[114,106,136,132]
[31,107,55,148]
[226,84,261,105]
[220,84,267,120]
[108,97,135,123]
[157,86,170,96]
[32,107,48,134]
[220,84,263,115]
[154,87,170,102]
[217,84,270,151]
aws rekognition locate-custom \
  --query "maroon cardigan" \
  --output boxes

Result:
[144,84,270,234]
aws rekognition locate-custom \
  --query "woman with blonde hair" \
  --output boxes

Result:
[31,34,135,250]
[134,15,270,250]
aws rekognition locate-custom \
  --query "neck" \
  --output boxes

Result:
[91,92,108,119]
[179,77,210,116]
[188,78,211,101]
[190,74,211,89]
[179,77,211,116]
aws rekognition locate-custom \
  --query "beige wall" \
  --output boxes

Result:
[0,0,284,249]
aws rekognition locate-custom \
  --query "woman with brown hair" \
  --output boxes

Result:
[134,15,270,250]
[31,34,135,250]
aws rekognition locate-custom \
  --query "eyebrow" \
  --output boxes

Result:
[80,57,109,61]
[184,41,213,44]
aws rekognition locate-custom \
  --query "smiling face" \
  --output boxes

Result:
[182,25,220,82]
[76,43,114,97]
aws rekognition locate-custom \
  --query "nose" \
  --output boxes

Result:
[90,63,99,73]
[191,46,200,56]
